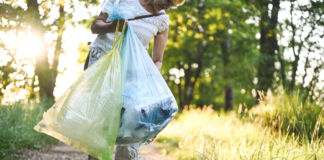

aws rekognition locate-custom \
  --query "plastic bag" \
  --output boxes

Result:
[116,25,178,145]
[34,22,126,160]
[102,0,134,22]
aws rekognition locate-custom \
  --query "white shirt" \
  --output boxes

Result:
[90,0,170,51]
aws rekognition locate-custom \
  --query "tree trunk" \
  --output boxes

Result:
[290,56,299,92]
[27,0,55,105]
[303,63,322,104]
[182,0,206,107]
[183,41,206,106]
[299,56,309,95]
[51,2,66,101]
[256,0,280,102]
[220,32,233,111]
[276,43,286,89]
[288,1,298,93]
[224,85,234,111]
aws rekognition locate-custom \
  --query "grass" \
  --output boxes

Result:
[1,91,322,159]
[154,107,324,160]
[249,91,324,141]
[0,101,58,158]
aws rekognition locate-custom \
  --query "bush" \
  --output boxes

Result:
[250,91,324,142]
[0,102,58,158]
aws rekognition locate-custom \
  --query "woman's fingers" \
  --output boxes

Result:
[112,20,127,32]
[118,20,127,32]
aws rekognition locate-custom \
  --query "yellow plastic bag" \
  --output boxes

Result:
[34,21,125,160]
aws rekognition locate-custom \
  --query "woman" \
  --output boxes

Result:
[85,0,185,159]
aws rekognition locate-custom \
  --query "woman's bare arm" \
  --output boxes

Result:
[152,28,169,71]
[91,12,126,34]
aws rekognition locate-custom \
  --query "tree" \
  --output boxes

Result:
[164,0,259,110]
[0,0,99,106]
[277,0,323,104]
[255,0,280,99]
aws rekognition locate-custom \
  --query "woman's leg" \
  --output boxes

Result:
[88,155,98,160]
[87,145,140,160]
[114,145,140,160]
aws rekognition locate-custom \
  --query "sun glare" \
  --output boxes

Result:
[16,31,43,60]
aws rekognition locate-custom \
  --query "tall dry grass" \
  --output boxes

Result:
[155,105,323,159]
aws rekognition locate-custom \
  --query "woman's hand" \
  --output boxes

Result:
[91,12,127,34]
[111,19,127,32]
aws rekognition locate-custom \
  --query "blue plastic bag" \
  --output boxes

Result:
[116,25,178,145]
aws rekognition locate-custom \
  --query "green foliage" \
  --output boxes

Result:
[250,91,324,141]
[164,0,259,108]
[0,102,58,158]
[155,108,324,159]
[0,47,36,103]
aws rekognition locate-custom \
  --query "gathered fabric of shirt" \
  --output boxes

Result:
[90,0,170,52]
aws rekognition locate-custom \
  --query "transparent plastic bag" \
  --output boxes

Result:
[101,1,178,146]
[34,22,126,160]
[116,26,178,145]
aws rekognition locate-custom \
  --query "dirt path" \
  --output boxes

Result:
[15,142,171,160]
